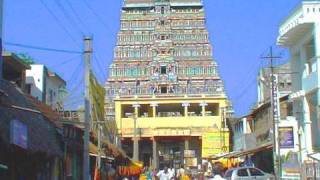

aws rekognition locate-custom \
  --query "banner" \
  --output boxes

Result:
[10,119,28,149]
[279,127,294,148]
[184,150,196,158]
[185,158,197,167]
[202,132,229,158]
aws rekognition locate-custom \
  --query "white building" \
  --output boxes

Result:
[277,0,320,162]
[257,63,292,105]
[25,64,67,111]
[230,117,256,152]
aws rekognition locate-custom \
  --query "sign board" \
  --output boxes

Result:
[184,150,195,158]
[282,151,300,175]
[10,119,28,149]
[154,129,191,136]
[279,127,294,148]
[202,132,229,158]
[185,158,197,167]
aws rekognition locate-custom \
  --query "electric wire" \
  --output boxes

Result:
[54,0,85,35]
[39,0,81,47]
[231,60,262,99]
[49,55,81,69]
[232,78,257,106]
[230,58,261,93]
[66,66,85,98]
[65,0,90,34]
[64,98,85,108]
[93,53,107,81]
[4,42,82,54]
[82,0,111,31]
[57,0,108,84]
[231,60,264,108]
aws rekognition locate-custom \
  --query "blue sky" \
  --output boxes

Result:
[4,0,301,116]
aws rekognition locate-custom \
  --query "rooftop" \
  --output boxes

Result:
[0,79,63,157]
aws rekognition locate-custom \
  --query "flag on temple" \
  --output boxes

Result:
[89,71,105,125]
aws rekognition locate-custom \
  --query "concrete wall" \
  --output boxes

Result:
[25,65,45,102]
[45,75,66,110]
[278,1,320,158]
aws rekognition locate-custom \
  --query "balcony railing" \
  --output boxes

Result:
[106,84,225,97]
[279,7,303,36]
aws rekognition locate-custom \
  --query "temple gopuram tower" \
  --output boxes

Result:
[106,0,230,168]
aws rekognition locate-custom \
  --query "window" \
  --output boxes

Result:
[160,86,167,94]
[237,169,249,177]
[49,89,54,104]
[160,20,165,26]
[249,168,264,176]
[161,66,167,74]
[161,35,165,40]
[161,7,164,14]
[25,84,32,94]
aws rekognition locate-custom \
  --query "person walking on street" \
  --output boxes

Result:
[157,167,171,180]
[209,164,225,180]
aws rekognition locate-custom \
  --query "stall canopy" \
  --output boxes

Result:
[209,142,273,160]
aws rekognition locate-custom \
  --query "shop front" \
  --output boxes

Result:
[121,136,202,170]
[0,80,64,180]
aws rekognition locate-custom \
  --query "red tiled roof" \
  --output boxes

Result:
[25,95,62,128]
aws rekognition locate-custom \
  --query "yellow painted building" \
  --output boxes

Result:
[113,94,229,168]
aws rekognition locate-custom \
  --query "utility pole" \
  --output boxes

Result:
[261,46,282,179]
[83,36,92,180]
[0,0,4,79]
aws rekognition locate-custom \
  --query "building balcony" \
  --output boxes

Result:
[233,133,256,152]
[107,84,225,98]
[277,3,316,46]
[118,116,223,137]
[302,71,318,93]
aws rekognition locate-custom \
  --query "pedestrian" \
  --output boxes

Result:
[140,167,152,180]
[152,168,158,180]
[168,167,175,179]
[157,167,171,180]
[176,167,190,180]
[209,164,225,180]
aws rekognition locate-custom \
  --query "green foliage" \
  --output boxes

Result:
[16,53,35,65]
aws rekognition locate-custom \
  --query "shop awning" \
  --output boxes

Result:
[208,142,273,160]
[308,152,320,162]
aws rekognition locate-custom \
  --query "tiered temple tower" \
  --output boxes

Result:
[105,0,230,168]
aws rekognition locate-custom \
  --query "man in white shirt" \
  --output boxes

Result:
[168,167,175,179]
[157,167,171,180]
